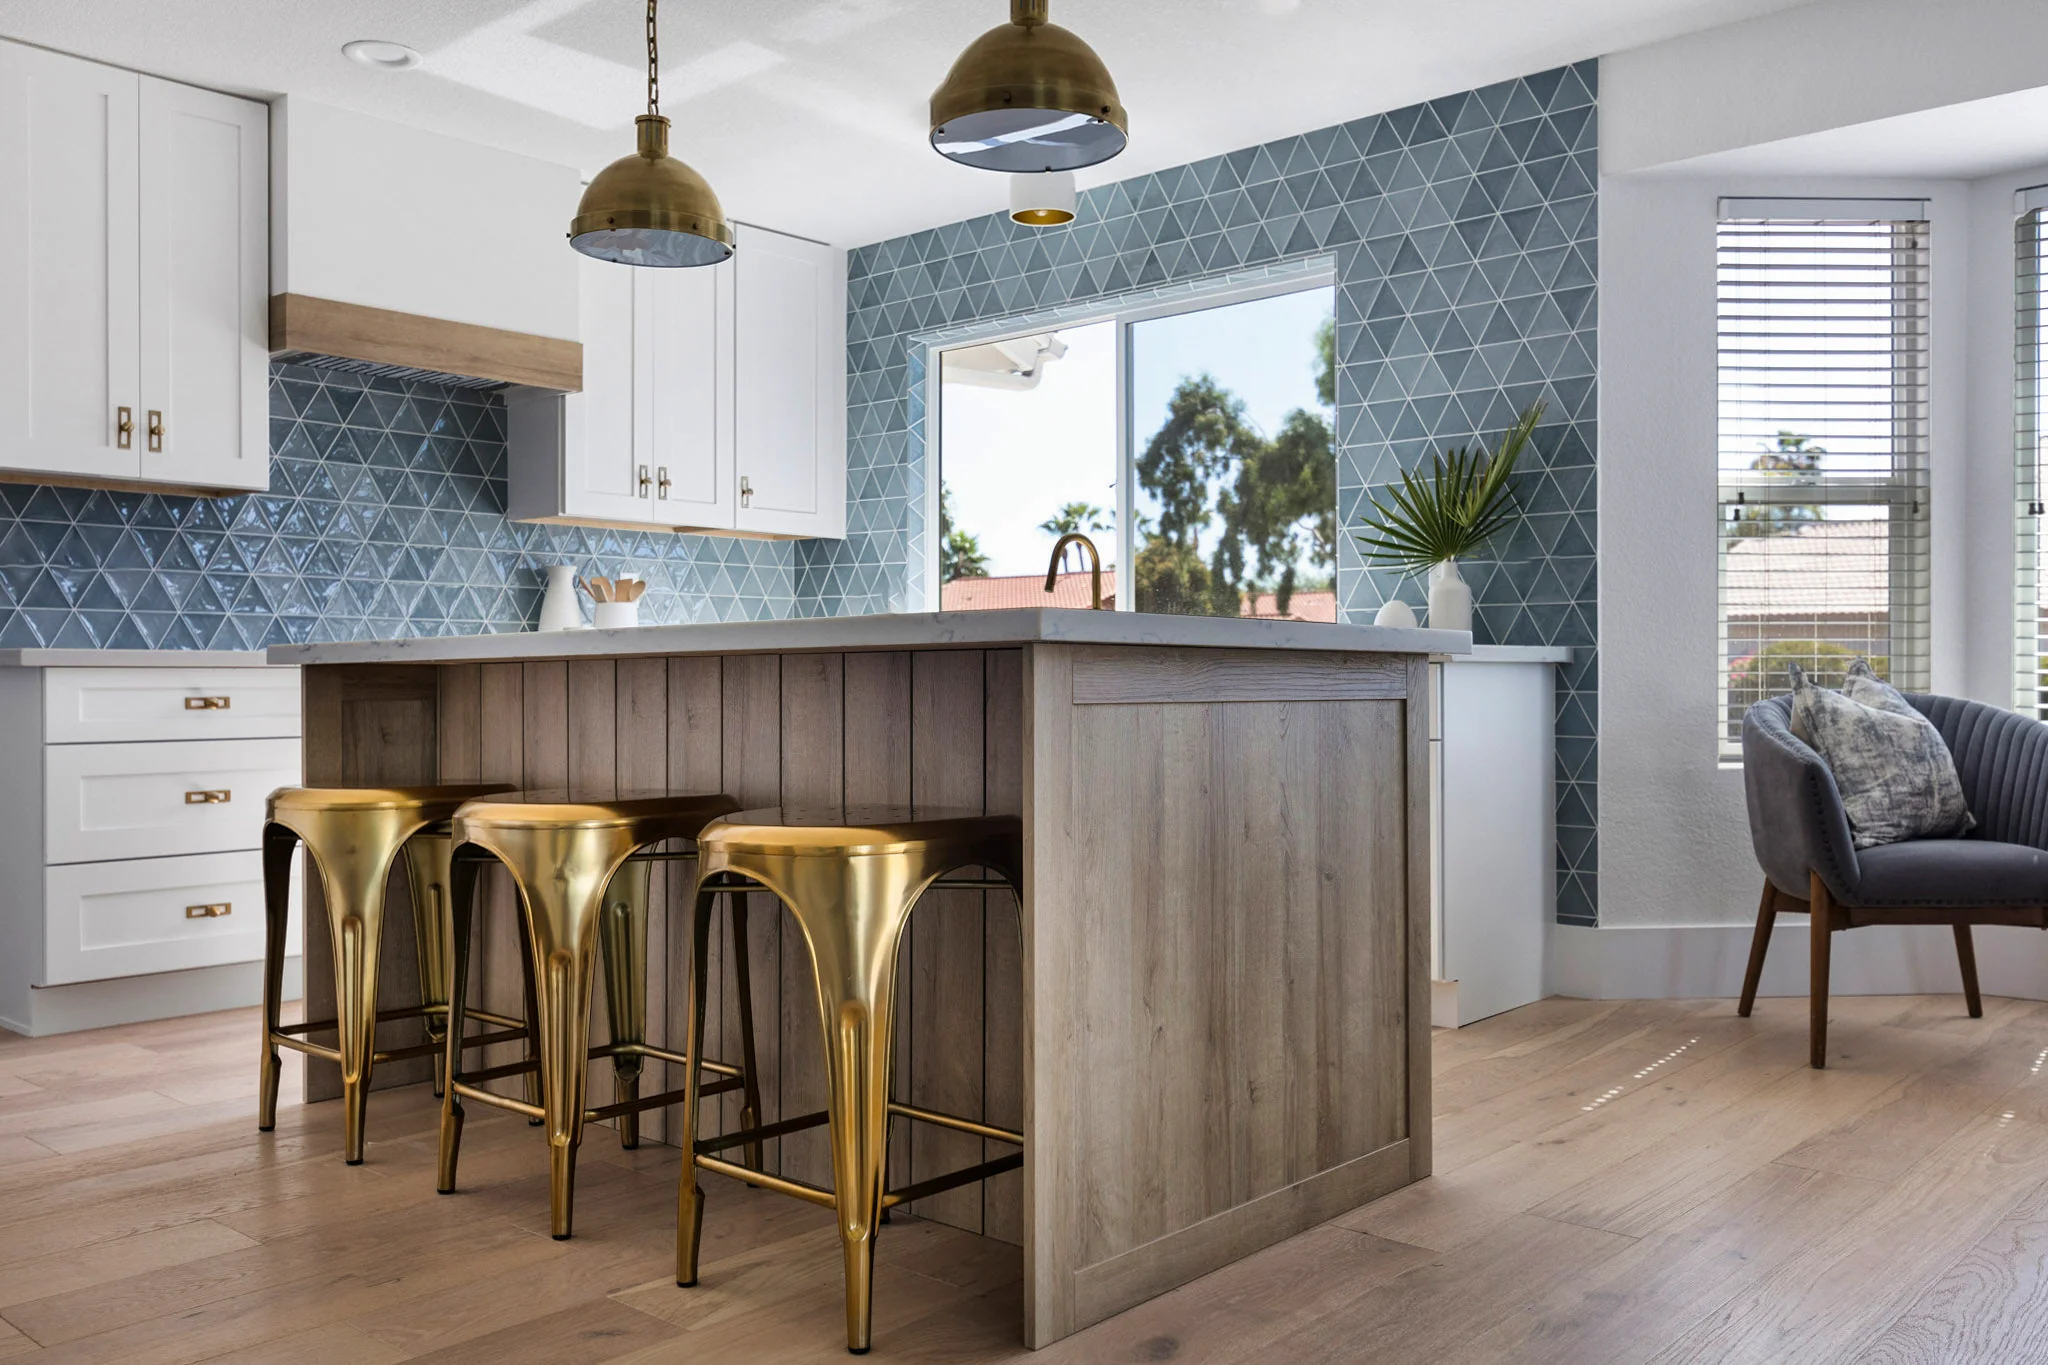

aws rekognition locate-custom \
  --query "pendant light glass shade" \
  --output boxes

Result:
[930,0,1127,173]
[570,115,734,267]
[1010,170,1076,226]
[569,0,734,268]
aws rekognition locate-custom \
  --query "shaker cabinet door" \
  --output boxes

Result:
[642,261,734,529]
[560,254,657,524]
[731,225,845,539]
[138,76,269,492]
[0,42,141,482]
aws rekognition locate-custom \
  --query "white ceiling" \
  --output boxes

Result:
[1658,84,2048,182]
[0,0,1822,247]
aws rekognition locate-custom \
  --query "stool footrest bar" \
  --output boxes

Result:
[881,1152,1024,1209]
[693,1109,829,1155]
[695,1154,838,1209]
[886,1101,1023,1146]
[451,1082,544,1120]
[584,1077,738,1123]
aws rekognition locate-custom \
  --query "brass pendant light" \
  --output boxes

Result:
[569,0,734,268]
[930,0,1127,173]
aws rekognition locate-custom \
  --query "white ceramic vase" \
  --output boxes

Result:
[1427,558,1473,633]
[537,564,582,632]
[594,601,640,630]
[1373,597,1419,629]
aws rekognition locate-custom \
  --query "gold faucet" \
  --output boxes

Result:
[1045,533,1108,610]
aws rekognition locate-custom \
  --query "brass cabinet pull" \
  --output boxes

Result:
[184,789,231,805]
[739,475,753,508]
[638,464,652,495]
[116,406,134,450]
[147,410,164,453]
[657,466,671,500]
[183,696,231,710]
[185,903,231,919]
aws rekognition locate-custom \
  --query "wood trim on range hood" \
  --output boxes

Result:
[269,293,583,392]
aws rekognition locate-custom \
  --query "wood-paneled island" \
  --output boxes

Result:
[270,609,1462,1347]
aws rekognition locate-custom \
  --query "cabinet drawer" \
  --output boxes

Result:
[43,850,300,986]
[45,737,300,864]
[45,667,300,743]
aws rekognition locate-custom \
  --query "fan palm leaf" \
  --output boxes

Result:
[1355,402,1544,577]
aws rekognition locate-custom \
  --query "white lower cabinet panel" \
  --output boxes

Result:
[44,665,301,743]
[43,848,299,985]
[45,735,300,863]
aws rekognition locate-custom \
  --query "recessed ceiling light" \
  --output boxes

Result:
[342,40,422,72]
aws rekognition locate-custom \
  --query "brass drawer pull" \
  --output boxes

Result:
[184,789,232,805]
[186,903,231,919]
[184,696,231,710]
[147,409,164,453]
[116,406,134,450]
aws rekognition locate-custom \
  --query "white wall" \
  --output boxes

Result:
[1602,0,2048,176]
[1597,174,1972,930]
[271,97,581,342]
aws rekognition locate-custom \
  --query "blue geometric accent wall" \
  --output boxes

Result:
[815,60,1600,924]
[0,361,798,651]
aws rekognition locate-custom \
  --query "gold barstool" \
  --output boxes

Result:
[676,809,1025,1355]
[260,784,523,1165]
[438,791,762,1240]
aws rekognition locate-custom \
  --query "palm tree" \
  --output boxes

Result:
[1039,502,1111,570]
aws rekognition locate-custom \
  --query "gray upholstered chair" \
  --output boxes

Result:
[1741,691,2048,1068]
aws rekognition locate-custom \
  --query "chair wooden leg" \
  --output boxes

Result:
[1954,924,1984,1019]
[1809,873,1833,1069]
[1738,880,1778,1017]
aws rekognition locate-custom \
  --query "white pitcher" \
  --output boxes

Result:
[537,564,582,632]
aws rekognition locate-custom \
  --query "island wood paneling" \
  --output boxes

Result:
[1021,644,1427,1344]
[305,649,1029,1235]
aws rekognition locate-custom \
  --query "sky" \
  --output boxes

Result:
[938,285,1333,580]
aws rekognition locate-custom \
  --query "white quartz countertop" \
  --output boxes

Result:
[1446,644,1573,665]
[267,609,1471,666]
[0,649,280,668]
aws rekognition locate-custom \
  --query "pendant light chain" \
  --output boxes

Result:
[646,0,661,118]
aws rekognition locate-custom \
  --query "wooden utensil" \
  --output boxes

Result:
[580,576,613,602]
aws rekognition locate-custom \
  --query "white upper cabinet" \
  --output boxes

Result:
[508,223,841,539]
[139,77,269,491]
[0,40,267,494]
[0,42,141,483]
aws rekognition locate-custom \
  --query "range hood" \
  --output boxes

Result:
[270,97,584,393]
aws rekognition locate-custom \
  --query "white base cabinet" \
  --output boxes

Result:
[1431,646,1567,1028]
[0,38,268,494]
[509,223,845,539]
[0,653,301,1036]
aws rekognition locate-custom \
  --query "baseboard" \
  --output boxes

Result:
[1549,921,2048,1003]
[0,956,303,1037]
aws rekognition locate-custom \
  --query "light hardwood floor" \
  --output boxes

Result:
[6,992,2048,1362]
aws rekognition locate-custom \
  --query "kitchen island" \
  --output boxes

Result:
[270,609,1463,1347]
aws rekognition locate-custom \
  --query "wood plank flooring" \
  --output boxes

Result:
[8,993,2048,1361]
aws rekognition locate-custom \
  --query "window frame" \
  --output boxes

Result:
[2016,193,2048,717]
[916,262,1339,614]
[1712,200,1932,760]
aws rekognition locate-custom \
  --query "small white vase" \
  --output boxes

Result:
[537,564,582,632]
[1427,558,1473,634]
[1373,598,1418,629]
[594,601,640,630]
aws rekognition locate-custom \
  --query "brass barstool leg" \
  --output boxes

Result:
[805,866,916,1356]
[676,885,720,1288]
[295,835,406,1165]
[729,891,765,1172]
[598,859,652,1150]
[515,901,545,1121]
[403,833,457,1099]
[257,823,298,1132]
[439,853,482,1194]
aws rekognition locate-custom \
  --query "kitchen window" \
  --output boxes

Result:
[1715,201,1931,756]
[931,274,1337,618]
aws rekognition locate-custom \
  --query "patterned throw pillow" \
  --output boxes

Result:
[1788,661,1974,849]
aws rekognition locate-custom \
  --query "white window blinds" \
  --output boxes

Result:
[2017,202,2048,715]
[1716,208,1931,755]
